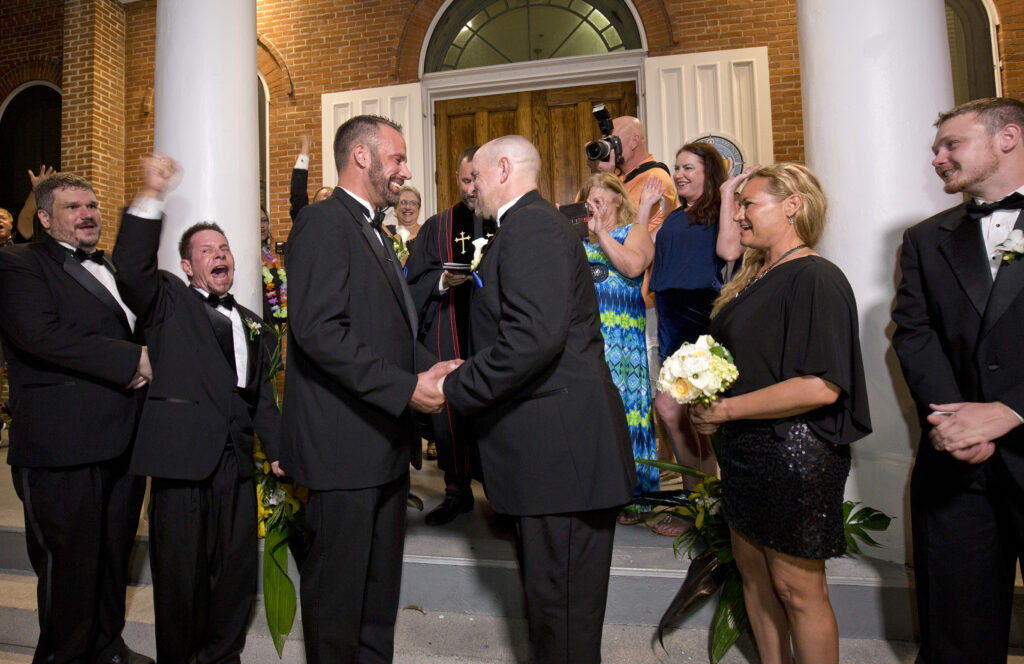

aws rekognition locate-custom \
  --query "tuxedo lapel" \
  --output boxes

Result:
[981,208,1024,337]
[50,239,131,331]
[333,190,417,336]
[937,208,991,318]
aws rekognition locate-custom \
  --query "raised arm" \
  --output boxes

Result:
[716,164,759,262]
[112,155,182,324]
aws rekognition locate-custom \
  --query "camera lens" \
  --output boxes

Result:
[585,139,611,162]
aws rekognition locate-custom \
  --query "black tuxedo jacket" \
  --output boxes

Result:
[0,236,143,468]
[281,188,435,490]
[112,212,281,481]
[442,190,636,515]
[893,202,1024,490]
[289,168,309,222]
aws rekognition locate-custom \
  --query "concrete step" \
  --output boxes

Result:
[0,570,939,664]
[0,434,1020,661]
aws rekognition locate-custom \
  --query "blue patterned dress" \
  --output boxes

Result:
[584,224,658,508]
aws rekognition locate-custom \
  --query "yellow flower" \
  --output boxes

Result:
[258,520,266,538]
[263,460,271,474]
[671,380,692,402]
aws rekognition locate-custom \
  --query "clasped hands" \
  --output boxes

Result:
[689,399,729,435]
[410,359,464,414]
[927,401,1021,464]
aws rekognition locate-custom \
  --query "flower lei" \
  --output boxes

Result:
[261,246,288,319]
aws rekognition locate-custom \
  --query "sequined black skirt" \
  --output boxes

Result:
[720,419,851,559]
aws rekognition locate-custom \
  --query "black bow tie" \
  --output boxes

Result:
[965,192,1024,221]
[206,292,235,310]
[370,210,386,232]
[73,248,105,264]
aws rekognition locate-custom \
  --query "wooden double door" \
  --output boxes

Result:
[434,81,637,211]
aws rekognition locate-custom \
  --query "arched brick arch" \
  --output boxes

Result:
[394,0,675,81]
[0,58,62,109]
[257,33,294,101]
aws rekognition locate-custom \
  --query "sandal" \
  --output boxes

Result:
[617,509,644,525]
[650,513,691,537]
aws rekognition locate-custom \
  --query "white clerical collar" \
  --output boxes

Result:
[341,187,375,220]
[495,194,526,227]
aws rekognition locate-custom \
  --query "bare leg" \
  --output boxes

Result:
[654,391,716,489]
[730,527,792,664]
[764,547,838,664]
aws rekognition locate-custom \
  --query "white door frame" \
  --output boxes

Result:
[419,49,647,214]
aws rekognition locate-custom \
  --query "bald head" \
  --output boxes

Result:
[611,116,647,174]
[471,135,542,221]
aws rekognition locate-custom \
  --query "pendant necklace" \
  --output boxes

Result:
[735,243,808,297]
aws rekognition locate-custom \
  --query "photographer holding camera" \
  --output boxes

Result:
[586,109,676,234]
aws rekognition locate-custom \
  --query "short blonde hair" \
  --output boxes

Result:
[578,172,637,230]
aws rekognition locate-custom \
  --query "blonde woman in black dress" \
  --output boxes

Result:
[689,163,871,664]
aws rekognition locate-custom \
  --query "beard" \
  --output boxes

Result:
[369,149,402,208]
[942,144,1000,196]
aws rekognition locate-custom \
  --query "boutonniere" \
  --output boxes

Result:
[391,234,409,262]
[997,229,1024,263]
[470,237,489,271]
[243,316,262,340]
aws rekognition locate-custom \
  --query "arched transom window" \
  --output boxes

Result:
[425,0,642,73]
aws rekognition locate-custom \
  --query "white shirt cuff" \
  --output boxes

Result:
[438,273,448,294]
[295,155,309,170]
[127,197,164,220]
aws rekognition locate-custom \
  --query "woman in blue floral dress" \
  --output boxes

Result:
[578,173,656,524]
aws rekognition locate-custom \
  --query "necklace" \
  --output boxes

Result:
[735,243,808,297]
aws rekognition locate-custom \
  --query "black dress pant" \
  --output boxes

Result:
[300,472,410,664]
[149,445,256,664]
[515,507,618,664]
[911,453,1024,664]
[12,450,145,664]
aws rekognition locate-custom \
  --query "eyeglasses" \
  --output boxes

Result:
[397,200,420,208]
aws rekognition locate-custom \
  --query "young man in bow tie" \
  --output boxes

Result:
[892,97,1024,664]
[113,155,283,663]
[0,173,153,663]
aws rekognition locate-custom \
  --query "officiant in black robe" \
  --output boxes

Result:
[406,147,493,525]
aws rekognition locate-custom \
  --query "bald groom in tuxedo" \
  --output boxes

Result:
[441,135,636,663]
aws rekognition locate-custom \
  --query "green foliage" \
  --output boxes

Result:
[843,501,893,554]
[263,526,296,656]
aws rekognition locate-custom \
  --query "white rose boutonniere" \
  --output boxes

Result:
[470,237,489,271]
[244,316,262,340]
[997,229,1024,263]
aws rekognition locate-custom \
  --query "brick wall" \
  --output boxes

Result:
[61,0,127,252]
[0,0,63,104]
[997,0,1024,101]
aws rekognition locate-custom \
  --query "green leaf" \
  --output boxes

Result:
[656,548,722,647]
[636,458,717,481]
[263,527,297,657]
[710,567,748,663]
[842,501,893,553]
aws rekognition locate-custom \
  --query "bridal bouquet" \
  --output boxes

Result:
[657,334,738,406]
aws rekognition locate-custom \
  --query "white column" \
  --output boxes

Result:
[797,0,960,562]
[153,0,260,312]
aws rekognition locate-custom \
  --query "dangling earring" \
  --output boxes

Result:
[787,216,794,225]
